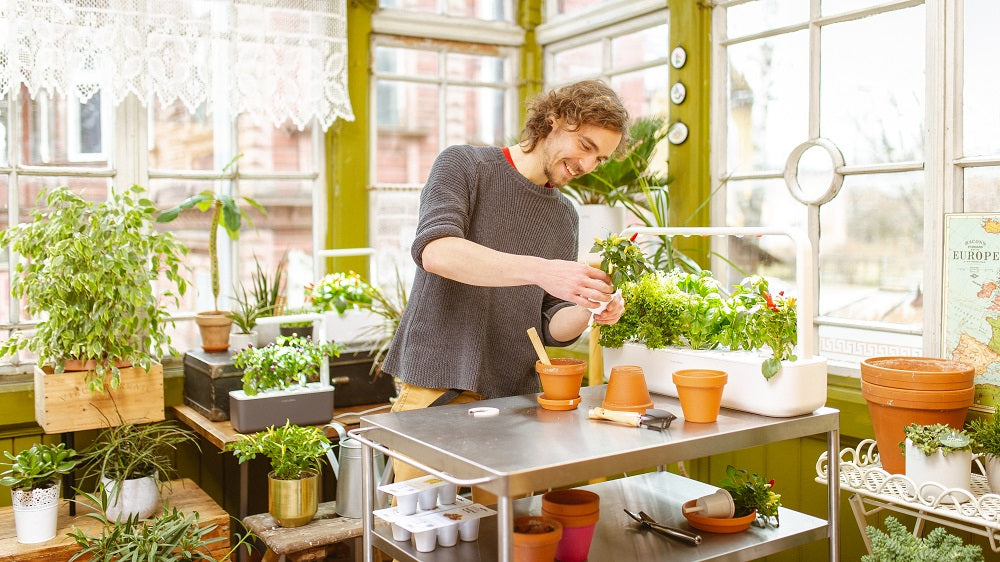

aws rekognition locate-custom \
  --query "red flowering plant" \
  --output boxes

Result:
[720,275,798,379]
[719,464,781,527]
[590,232,651,287]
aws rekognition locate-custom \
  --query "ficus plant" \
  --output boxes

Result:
[156,154,265,312]
[226,421,330,480]
[0,185,188,390]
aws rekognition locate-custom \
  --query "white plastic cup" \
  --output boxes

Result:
[437,521,459,547]
[438,483,458,505]
[396,491,419,515]
[391,523,411,542]
[418,488,438,511]
[412,528,437,552]
[683,489,735,518]
[459,518,481,541]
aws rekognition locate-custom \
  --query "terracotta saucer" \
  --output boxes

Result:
[537,394,582,411]
[681,500,755,533]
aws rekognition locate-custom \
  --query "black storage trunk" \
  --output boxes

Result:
[183,348,396,422]
[183,349,243,421]
[329,349,398,407]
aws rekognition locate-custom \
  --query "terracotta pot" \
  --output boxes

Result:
[196,311,233,352]
[541,489,600,562]
[602,365,653,413]
[513,516,562,562]
[861,379,974,474]
[536,358,586,401]
[682,500,756,533]
[672,369,728,423]
[861,356,974,391]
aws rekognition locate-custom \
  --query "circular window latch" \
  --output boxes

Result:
[783,138,845,206]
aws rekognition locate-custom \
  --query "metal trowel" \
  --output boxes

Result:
[588,407,677,431]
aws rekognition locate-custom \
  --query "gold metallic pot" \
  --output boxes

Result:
[268,470,319,527]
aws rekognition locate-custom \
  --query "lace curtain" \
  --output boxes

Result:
[0,0,354,130]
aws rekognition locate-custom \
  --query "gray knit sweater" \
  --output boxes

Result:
[380,145,580,399]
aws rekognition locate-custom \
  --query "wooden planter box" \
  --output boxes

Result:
[34,363,164,433]
[603,343,828,417]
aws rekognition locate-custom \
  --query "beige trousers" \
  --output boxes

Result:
[389,382,499,505]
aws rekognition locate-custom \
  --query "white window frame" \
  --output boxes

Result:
[708,0,988,376]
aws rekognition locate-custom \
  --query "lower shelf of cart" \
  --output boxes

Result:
[371,470,829,562]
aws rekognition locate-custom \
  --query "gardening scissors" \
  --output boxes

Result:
[623,509,702,545]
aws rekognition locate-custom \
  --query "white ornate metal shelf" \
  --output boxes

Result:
[815,438,1000,552]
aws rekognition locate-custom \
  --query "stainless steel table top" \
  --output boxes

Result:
[360,385,839,496]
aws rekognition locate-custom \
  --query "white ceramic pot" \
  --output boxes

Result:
[256,321,281,346]
[11,482,60,544]
[323,308,386,346]
[229,330,258,351]
[101,474,160,521]
[904,438,972,503]
[985,454,1000,494]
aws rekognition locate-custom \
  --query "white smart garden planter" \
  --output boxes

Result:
[229,382,335,434]
[11,483,60,544]
[603,343,828,417]
[606,226,829,418]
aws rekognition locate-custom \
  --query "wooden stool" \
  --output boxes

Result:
[243,501,364,562]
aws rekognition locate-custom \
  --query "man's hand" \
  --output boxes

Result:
[592,291,625,325]
[534,259,614,309]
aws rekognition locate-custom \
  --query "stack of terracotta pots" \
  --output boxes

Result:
[860,356,975,474]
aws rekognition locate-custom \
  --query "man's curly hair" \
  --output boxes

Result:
[519,80,630,156]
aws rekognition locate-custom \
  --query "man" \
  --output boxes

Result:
[381,79,629,437]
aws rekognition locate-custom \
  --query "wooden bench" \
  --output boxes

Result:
[243,501,364,562]
[0,478,230,561]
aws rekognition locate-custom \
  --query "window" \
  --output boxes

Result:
[368,6,520,287]
[539,5,669,119]
[712,1,1000,374]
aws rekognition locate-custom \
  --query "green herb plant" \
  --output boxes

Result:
[598,270,687,349]
[78,420,200,495]
[278,306,315,332]
[862,516,984,562]
[353,267,409,377]
[234,335,342,396]
[306,271,374,315]
[225,421,330,480]
[0,442,78,491]
[901,423,974,457]
[156,154,265,312]
[968,411,1000,459]
[68,490,241,562]
[718,465,781,527]
[0,185,188,391]
[720,275,798,379]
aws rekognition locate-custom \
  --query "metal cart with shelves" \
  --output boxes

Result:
[351,385,840,561]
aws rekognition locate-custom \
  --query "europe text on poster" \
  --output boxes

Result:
[943,213,1000,412]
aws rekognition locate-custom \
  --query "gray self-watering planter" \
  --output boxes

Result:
[229,383,335,433]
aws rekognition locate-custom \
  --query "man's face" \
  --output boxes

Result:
[540,119,622,187]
